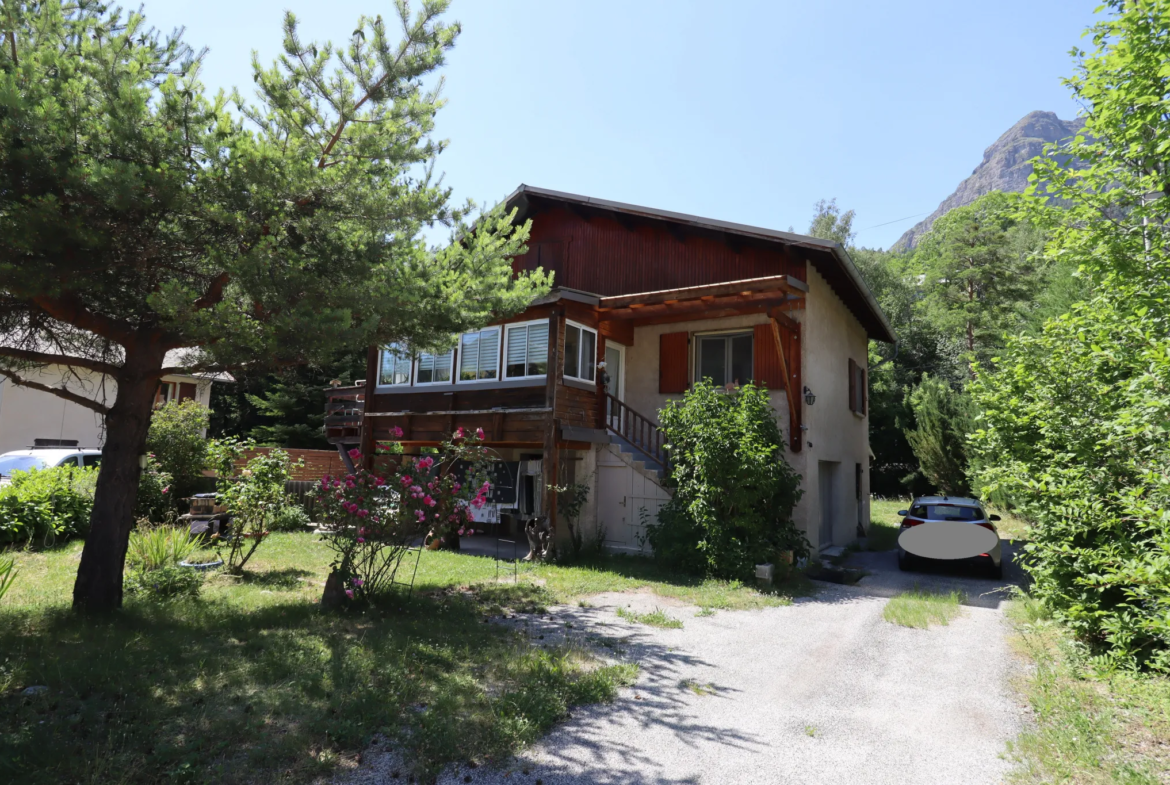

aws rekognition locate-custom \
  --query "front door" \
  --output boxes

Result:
[605,343,625,428]
[818,461,838,549]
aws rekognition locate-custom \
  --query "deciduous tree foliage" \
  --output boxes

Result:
[971,0,1170,670]
[0,1,547,611]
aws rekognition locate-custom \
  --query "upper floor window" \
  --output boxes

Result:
[695,332,752,388]
[504,320,549,379]
[416,347,454,385]
[459,327,501,382]
[563,321,597,383]
[379,344,412,386]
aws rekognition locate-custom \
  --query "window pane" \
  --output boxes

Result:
[506,326,528,378]
[730,335,753,387]
[478,329,499,379]
[580,329,596,382]
[433,349,453,383]
[527,323,549,376]
[380,346,410,385]
[698,336,726,386]
[563,325,580,379]
[460,333,480,381]
[417,353,433,384]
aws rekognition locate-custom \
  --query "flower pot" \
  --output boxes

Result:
[179,558,223,572]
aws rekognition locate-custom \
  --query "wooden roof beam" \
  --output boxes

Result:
[598,274,805,310]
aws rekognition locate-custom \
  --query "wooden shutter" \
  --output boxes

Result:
[848,358,858,414]
[659,332,689,393]
[752,323,786,389]
[860,366,867,416]
[178,382,197,402]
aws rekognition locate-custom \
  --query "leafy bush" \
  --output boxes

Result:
[124,565,202,599]
[133,455,173,523]
[270,504,311,532]
[0,466,96,546]
[0,555,16,602]
[208,439,293,574]
[647,381,807,580]
[971,292,1170,672]
[317,429,491,605]
[146,400,210,501]
[126,525,200,573]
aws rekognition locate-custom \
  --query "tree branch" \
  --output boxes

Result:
[0,345,121,376]
[193,272,231,311]
[0,368,112,416]
[31,293,136,345]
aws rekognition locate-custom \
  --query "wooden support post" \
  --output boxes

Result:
[492,411,504,441]
[544,311,562,529]
[769,316,802,453]
[596,332,607,429]
[361,346,378,471]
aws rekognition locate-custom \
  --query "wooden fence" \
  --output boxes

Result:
[233,447,348,482]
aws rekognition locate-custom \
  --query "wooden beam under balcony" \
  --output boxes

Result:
[597,274,806,311]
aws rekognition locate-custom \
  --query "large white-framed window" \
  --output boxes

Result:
[562,320,597,383]
[415,346,455,385]
[694,331,753,388]
[458,327,501,383]
[378,344,413,387]
[504,320,549,379]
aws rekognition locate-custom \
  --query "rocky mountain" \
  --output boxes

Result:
[893,110,1085,250]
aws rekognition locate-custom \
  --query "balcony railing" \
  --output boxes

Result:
[604,392,668,470]
[324,385,365,443]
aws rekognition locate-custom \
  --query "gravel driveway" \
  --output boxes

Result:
[346,543,1030,785]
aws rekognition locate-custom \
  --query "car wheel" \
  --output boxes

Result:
[898,550,914,572]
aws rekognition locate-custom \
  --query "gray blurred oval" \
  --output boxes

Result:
[899,522,998,560]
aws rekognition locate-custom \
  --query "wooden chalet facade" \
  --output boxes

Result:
[326,186,895,553]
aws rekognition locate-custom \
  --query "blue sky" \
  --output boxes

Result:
[145,0,1095,250]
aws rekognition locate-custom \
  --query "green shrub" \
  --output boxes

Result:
[0,466,96,546]
[270,504,311,532]
[209,439,293,573]
[124,564,202,599]
[134,455,173,523]
[647,381,807,580]
[971,292,1170,672]
[126,526,199,573]
[0,555,16,602]
[146,400,210,501]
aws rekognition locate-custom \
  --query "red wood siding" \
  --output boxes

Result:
[660,332,689,393]
[514,206,805,296]
[178,382,197,401]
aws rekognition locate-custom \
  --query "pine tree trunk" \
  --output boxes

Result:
[72,365,160,613]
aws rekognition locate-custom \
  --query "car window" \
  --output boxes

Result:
[909,505,928,517]
[57,455,80,467]
[925,504,982,521]
[84,455,101,469]
[0,455,47,474]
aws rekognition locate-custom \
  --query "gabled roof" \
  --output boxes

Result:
[504,184,896,344]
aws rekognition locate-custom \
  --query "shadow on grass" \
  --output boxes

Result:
[0,586,637,785]
[236,566,314,590]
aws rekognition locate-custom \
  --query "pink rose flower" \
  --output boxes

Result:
[357,509,369,518]
[356,537,365,544]
[352,578,364,587]
[391,426,404,438]
[345,589,354,600]
[454,427,464,439]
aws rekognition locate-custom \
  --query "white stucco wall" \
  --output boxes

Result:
[0,365,216,454]
[799,266,871,550]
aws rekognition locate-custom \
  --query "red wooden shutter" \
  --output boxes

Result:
[752,323,785,389]
[861,366,867,416]
[178,382,197,402]
[659,332,689,393]
[848,358,857,413]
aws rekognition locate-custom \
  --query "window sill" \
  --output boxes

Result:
[375,378,546,394]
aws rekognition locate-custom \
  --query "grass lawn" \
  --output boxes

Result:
[882,588,963,629]
[1005,596,1170,784]
[0,532,807,783]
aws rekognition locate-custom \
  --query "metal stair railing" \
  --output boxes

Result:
[604,392,668,471]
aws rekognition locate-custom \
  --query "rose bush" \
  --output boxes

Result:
[316,427,493,604]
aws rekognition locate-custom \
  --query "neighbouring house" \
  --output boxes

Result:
[0,349,230,455]
[326,186,895,554]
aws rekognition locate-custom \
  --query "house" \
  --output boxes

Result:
[327,185,895,554]
[0,350,229,455]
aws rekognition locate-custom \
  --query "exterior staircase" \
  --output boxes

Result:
[604,393,669,482]
[609,432,668,481]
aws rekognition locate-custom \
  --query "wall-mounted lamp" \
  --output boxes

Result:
[803,386,816,406]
